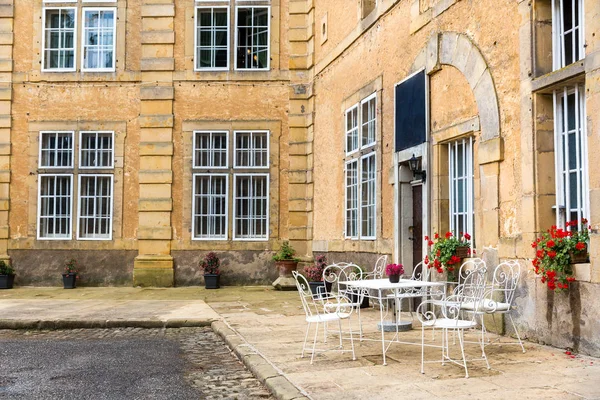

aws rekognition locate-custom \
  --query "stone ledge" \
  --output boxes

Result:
[532,61,585,93]
[212,321,307,400]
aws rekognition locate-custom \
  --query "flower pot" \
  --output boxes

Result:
[455,246,470,259]
[569,251,589,264]
[0,274,14,289]
[388,274,400,283]
[350,292,370,309]
[275,260,298,277]
[62,273,76,289]
[204,274,220,289]
[308,281,326,298]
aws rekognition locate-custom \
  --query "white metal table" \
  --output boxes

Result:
[340,278,445,365]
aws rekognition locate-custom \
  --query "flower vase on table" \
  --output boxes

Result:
[385,263,404,283]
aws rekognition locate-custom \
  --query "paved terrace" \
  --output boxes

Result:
[1,286,599,400]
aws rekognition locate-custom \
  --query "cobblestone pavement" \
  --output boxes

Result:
[0,327,272,400]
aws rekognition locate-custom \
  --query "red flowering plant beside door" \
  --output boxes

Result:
[531,219,591,291]
[423,231,472,281]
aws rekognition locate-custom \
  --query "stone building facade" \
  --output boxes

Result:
[2,1,600,356]
[305,0,600,357]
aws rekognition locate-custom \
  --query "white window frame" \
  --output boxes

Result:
[360,153,377,240]
[345,104,359,156]
[37,173,74,240]
[39,131,75,169]
[360,93,377,149]
[448,137,474,240]
[76,174,114,241]
[192,173,229,241]
[193,130,229,169]
[234,6,271,71]
[41,7,78,73]
[81,7,117,72]
[233,130,270,169]
[194,6,230,71]
[553,84,589,229]
[552,0,585,70]
[233,173,270,241]
[79,130,115,169]
[344,159,359,239]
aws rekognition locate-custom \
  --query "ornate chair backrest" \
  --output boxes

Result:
[446,264,488,320]
[410,261,429,282]
[323,262,362,300]
[293,270,318,319]
[457,258,486,285]
[488,260,521,307]
[371,255,388,279]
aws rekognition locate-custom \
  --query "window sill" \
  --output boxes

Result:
[532,61,585,94]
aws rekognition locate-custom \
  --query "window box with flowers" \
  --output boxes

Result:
[201,252,221,289]
[531,219,590,292]
[424,232,472,282]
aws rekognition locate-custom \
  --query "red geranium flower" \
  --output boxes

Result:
[547,240,555,248]
[464,233,471,240]
[575,242,586,251]
[547,250,557,258]
[445,231,452,239]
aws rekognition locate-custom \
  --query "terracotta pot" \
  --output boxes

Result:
[275,260,298,277]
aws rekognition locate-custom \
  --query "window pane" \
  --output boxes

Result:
[40,132,73,168]
[78,175,113,239]
[345,161,358,238]
[194,131,228,168]
[44,9,76,70]
[234,175,268,239]
[83,9,115,70]
[196,8,229,70]
[234,131,268,168]
[39,175,72,239]
[193,174,228,240]
[236,7,269,70]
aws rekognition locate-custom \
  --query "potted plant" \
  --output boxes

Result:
[531,219,590,291]
[385,263,404,283]
[272,241,299,278]
[424,232,472,281]
[62,259,78,289]
[0,260,15,289]
[201,252,221,289]
[304,254,327,297]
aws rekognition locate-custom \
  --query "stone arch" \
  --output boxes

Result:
[410,32,501,142]
[408,31,502,252]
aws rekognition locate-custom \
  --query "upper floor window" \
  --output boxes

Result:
[344,93,378,240]
[42,2,117,73]
[195,1,271,71]
[552,0,584,70]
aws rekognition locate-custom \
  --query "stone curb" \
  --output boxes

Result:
[211,321,309,400]
[0,318,215,330]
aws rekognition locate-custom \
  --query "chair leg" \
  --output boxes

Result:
[480,314,487,357]
[478,327,491,370]
[457,329,469,378]
[338,319,343,349]
[348,317,356,361]
[310,322,320,365]
[357,305,363,341]
[421,326,425,374]
[323,321,328,343]
[509,314,526,353]
[301,322,311,358]
[491,312,500,342]
[441,328,446,366]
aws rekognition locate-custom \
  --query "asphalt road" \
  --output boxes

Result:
[0,328,272,400]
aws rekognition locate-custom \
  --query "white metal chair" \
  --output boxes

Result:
[462,260,525,352]
[323,263,366,339]
[417,263,490,378]
[292,271,356,364]
[366,254,388,279]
